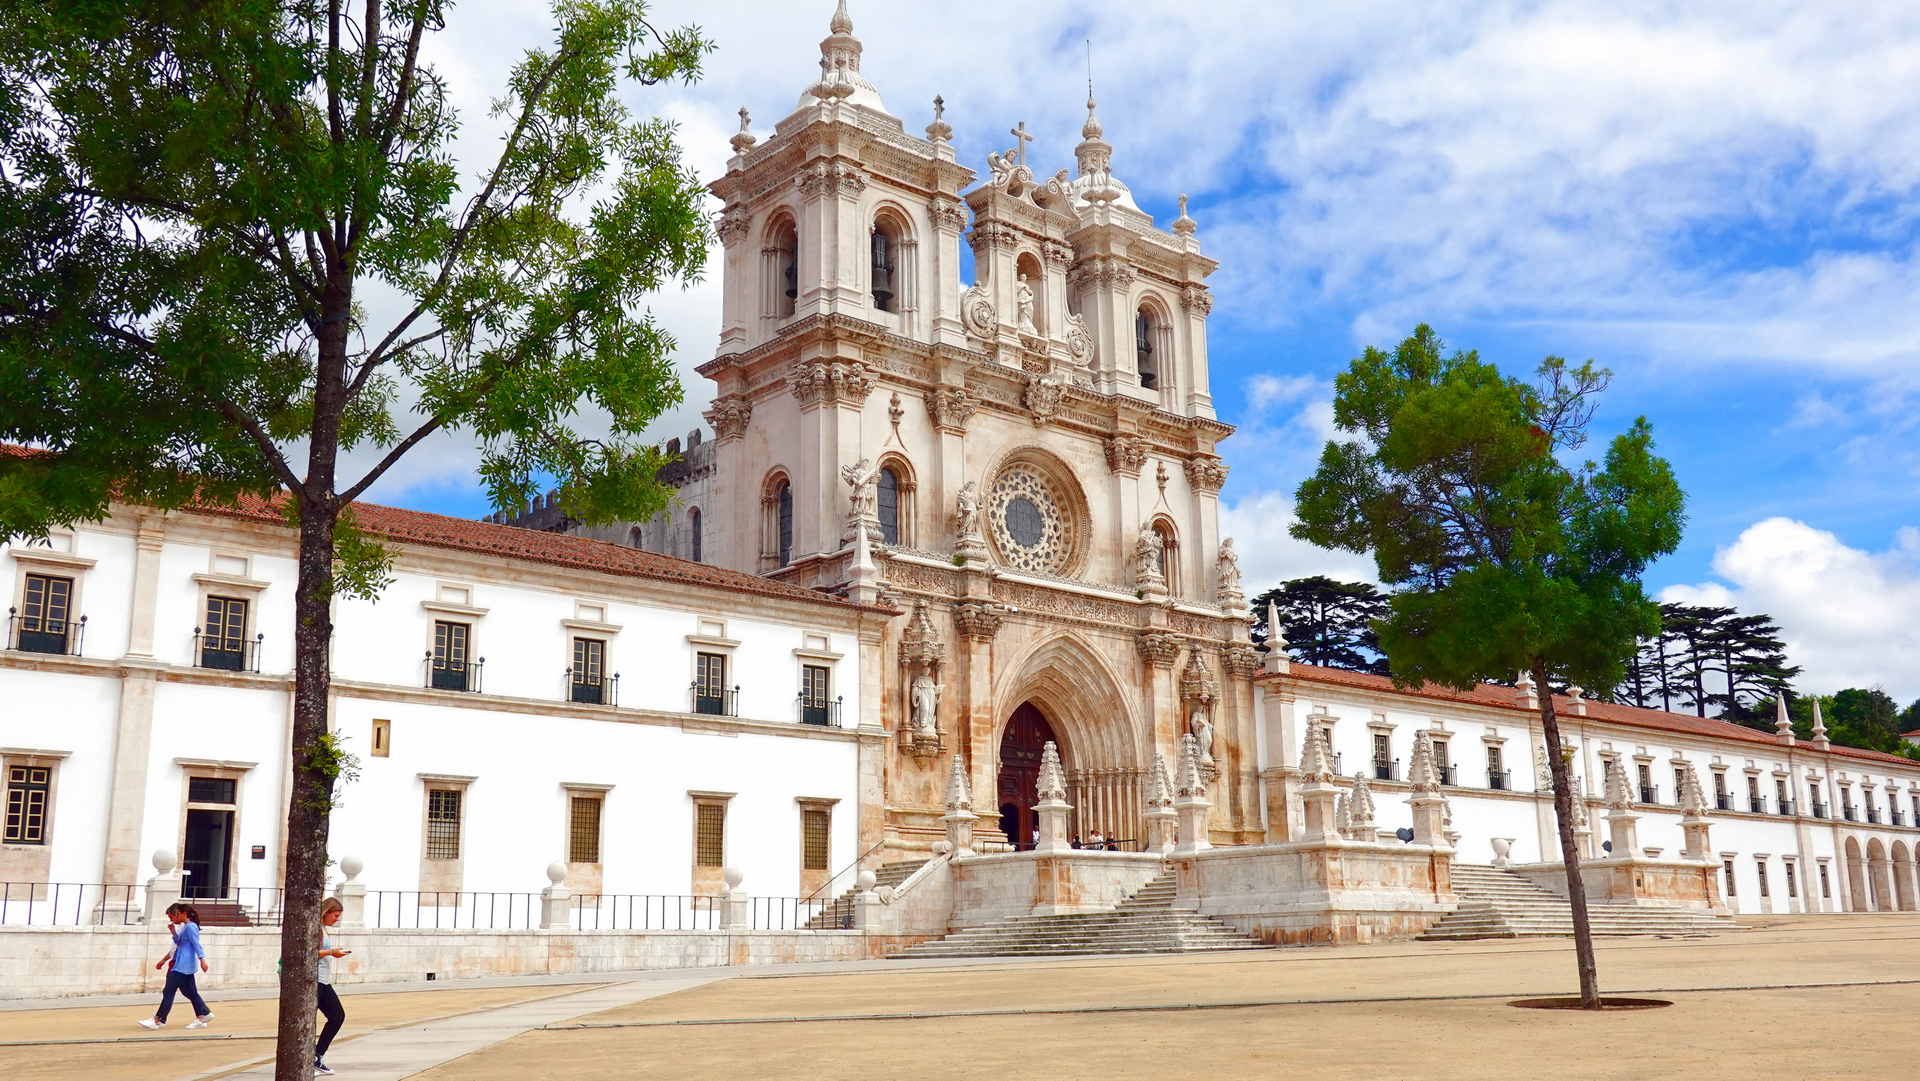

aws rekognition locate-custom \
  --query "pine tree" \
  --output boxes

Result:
[1248,576,1392,675]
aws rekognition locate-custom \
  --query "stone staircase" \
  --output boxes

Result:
[803,859,927,930]
[1419,864,1742,940]
[890,870,1270,958]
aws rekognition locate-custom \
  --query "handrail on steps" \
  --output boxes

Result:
[801,838,888,904]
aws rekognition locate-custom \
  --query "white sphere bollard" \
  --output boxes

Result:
[723,867,745,892]
[339,855,365,882]
[856,868,878,893]
[152,850,177,875]
[546,862,568,886]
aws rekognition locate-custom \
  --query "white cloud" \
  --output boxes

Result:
[1661,518,1920,702]
[1219,490,1378,594]
[1245,374,1318,412]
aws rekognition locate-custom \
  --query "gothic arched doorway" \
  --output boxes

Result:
[998,702,1061,850]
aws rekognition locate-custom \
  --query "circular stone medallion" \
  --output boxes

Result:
[987,465,1072,574]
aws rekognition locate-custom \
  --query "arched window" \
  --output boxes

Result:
[777,482,793,566]
[688,507,703,563]
[1152,518,1179,595]
[1135,308,1159,390]
[627,525,644,550]
[762,473,795,570]
[871,224,898,313]
[1015,252,1046,335]
[877,467,900,545]
[764,217,798,322]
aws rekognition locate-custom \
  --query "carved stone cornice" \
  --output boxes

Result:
[703,395,752,442]
[796,159,868,200]
[716,207,751,248]
[953,601,1003,642]
[1137,631,1181,669]
[1181,283,1213,315]
[1067,256,1138,289]
[927,387,979,433]
[1043,241,1074,267]
[968,224,1019,251]
[1104,435,1147,475]
[791,359,875,407]
[1184,455,1228,493]
[931,195,968,233]
[1222,644,1261,681]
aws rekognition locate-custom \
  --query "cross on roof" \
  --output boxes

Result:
[1009,121,1033,167]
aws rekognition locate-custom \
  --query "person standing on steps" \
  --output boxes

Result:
[313,896,352,1075]
[138,903,214,1030]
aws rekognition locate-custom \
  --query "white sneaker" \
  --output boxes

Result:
[186,1017,210,1029]
[137,1019,164,1030]
[314,1062,335,1076]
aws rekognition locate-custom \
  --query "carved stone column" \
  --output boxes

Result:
[954,599,1001,824]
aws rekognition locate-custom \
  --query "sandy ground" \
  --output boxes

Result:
[0,982,598,1081]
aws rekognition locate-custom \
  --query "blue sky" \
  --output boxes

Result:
[368,1,1920,700]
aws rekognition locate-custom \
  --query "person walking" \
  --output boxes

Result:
[313,896,352,1075]
[137,903,214,1030]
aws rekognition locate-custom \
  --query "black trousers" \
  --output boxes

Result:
[155,970,209,1023]
[315,982,346,1059]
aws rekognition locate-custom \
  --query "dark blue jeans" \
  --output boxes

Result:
[155,970,209,1023]
[315,982,345,1059]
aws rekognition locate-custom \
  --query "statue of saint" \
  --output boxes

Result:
[1133,524,1164,584]
[1215,537,1242,598]
[952,480,980,536]
[840,458,879,516]
[910,673,940,737]
[1189,707,1215,767]
[1016,273,1037,333]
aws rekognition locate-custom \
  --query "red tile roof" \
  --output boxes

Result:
[0,447,880,614]
[1267,663,1920,770]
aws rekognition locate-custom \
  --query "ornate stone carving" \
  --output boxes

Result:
[1604,758,1633,810]
[703,395,752,442]
[926,387,979,432]
[1179,649,1219,705]
[1349,772,1377,832]
[1174,734,1207,800]
[985,464,1072,575]
[1407,731,1441,794]
[1023,377,1063,424]
[1300,725,1337,784]
[1222,644,1260,680]
[1015,274,1038,334]
[991,580,1133,627]
[842,458,879,518]
[1146,752,1175,811]
[944,754,972,814]
[1065,313,1095,369]
[884,561,959,596]
[1215,538,1244,606]
[1037,741,1068,802]
[953,600,1003,642]
[1184,456,1229,493]
[931,194,967,233]
[1043,241,1074,267]
[715,206,751,247]
[1137,631,1181,669]
[1182,283,1213,314]
[968,224,1019,251]
[899,600,944,757]
[1188,705,1215,768]
[1104,435,1147,475]
[790,359,874,406]
[796,159,867,199]
[1133,524,1166,591]
[959,283,997,340]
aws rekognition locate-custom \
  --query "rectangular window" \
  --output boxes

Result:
[1756,860,1769,897]
[1784,861,1798,898]
[694,802,725,867]
[371,718,391,758]
[568,795,602,864]
[200,596,249,670]
[187,777,236,804]
[1487,745,1506,790]
[1431,740,1451,785]
[571,637,606,704]
[1912,795,1919,824]
[1723,859,1737,896]
[801,807,831,871]
[1775,778,1790,815]
[800,664,831,726]
[425,789,462,860]
[3,764,51,845]
[16,573,75,654]
[1637,762,1654,803]
[695,652,728,715]
[1820,863,1832,899]
[432,621,472,691]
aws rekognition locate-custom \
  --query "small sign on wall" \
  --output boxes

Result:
[251,845,267,860]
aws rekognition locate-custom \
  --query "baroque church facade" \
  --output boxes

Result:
[696,4,1258,857]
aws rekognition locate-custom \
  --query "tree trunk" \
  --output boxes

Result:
[274,506,339,1079]
[1535,659,1600,1008]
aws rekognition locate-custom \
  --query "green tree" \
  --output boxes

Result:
[1249,576,1392,675]
[1902,698,1920,736]
[0,3,710,1075]
[1292,325,1685,1009]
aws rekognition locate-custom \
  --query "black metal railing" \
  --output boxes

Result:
[1893,811,1906,827]
[6,611,85,656]
[1867,807,1881,824]
[1843,806,1857,822]
[750,896,833,930]
[691,682,739,717]
[796,694,844,727]
[1438,764,1458,787]
[1715,793,1732,811]
[570,893,724,931]
[366,891,538,930]
[1488,769,1511,791]
[1640,784,1660,805]
[1331,753,1344,775]
[0,882,143,926]
[195,630,263,673]
[1372,759,1400,782]
[1749,795,1767,814]
[424,653,483,692]
[566,669,619,706]
[1811,801,1828,819]
[1777,799,1795,817]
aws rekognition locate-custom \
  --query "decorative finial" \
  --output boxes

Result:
[1408,731,1440,793]
[831,0,853,35]
[730,106,756,153]
[1604,758,1632,809]
[1350,772,1377,830]
[925,93,952,143]
[1774,691,1794,738]
[1810,697,1830,748]
[944,755,972,814]
[1172,193,1197,236]
[1175,734,1207,798]
[1147,751,1174,810]
[1037,741,1067,802]
[1299,725,1335,783]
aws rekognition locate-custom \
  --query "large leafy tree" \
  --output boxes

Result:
[1249,576,1392,675]
[0,2,710,1075]
[1293,325,1685,1009]
[1612,604,1798,724]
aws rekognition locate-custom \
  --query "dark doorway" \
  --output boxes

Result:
[182,809,234,899]
[997,702,1061,849]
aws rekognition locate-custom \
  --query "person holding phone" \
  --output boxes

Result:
[313,896,352,1075]
[138,902,214,1030]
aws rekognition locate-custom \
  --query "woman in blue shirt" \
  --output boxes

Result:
[138,903,214,1030]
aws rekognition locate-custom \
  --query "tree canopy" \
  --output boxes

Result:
[1292,324,1687,1009]
[1249,576,1392,675]
[1612,603,1799,724]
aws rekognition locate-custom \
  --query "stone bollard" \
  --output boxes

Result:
[144,850,183,924]
[941,806,978,858]
[850,868,881,930]
[1490,838,1515,868]
[1606,807,1640,861]
[335,855,367,928]
[721,868,749,930]
[539,862,572,930]
[1145,804,1179,855]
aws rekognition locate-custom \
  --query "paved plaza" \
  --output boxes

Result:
[1,914,1914,1080]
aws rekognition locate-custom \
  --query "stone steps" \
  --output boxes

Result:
[803,859,927,930]
[1420,865,1742,940]
[891,869,1271,959]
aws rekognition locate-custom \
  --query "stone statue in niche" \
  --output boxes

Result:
[953,480,980,535]
[1133,524,1165,585]
[1215,538,1243,599]
[1016,273,1037,334]
[840,457,879,516]
[910,673,940,738]
[1189,706,1215,767]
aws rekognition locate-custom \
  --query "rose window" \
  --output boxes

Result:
[987,465,1072,574]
